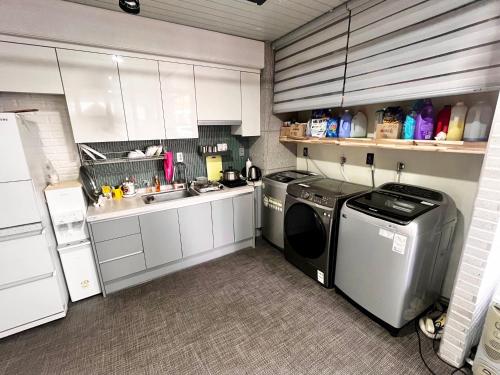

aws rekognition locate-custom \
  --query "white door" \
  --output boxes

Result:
[194,66,242,124]
[0,232,54,287]
[57,49,128,143]
[0,274,64,335]
[159,61,199,139]
[233,72,261,136]
[0,113,30,182]
[0,42,63,94]
[0,181,40,228]
[118,57,166,140]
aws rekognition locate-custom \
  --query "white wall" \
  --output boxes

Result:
[0,0,264,69]
[295,91,499,298]
[0,93,80,181]
[441,93,500,367]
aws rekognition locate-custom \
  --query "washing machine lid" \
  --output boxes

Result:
[265,170,318,184]
[347,190,438,225]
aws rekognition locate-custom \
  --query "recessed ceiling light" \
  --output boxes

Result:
[119,0,140,14]
[246,0,267,5]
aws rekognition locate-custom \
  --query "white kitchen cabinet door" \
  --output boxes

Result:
[178,203,214,257]
[57,49,128,143]
[211,198,235,248]
[159,62,198,139]
[0,42,63,94]
[194,66,242,125]
[118,57,166,140]
[232,72,260,136]
[233,193,254,242]
[139,209,182,268]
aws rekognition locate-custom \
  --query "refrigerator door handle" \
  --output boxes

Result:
[0,223,44,242]
[0,271,55,291]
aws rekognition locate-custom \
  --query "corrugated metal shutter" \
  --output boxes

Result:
[344,0,500,106]
[272,7,349,113]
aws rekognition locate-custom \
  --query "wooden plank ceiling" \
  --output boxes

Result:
[63,0,347,41]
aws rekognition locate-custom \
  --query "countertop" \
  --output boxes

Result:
[87,185,255,223]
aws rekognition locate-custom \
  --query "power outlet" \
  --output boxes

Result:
[239,147,245,157]
[176,152,184,163]
[366,153,374,165]
[303,147,309,157]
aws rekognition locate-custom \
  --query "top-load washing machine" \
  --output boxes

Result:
[262,170,321,249]
[335,183,457,335]
[284,178,369,288]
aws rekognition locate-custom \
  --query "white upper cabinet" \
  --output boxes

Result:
[118,57,166,140]
[233,72,260,137]
[194,66,242,125]
[159,62,198,139]
[0,42,63,94]
[57,49,128,143]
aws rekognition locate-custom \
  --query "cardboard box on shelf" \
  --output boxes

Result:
[289,123,307,139]
[375,122,402,139]
[280,126,291,137]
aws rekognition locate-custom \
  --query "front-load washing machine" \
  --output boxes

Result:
[284,178,369,288]
[335,183,457,335]
[262,170,322,249]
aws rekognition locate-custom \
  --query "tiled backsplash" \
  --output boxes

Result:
[0,93,80,181]
[86,126,250,187]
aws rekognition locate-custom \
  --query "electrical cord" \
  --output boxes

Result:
[415,321,468,375]
[305,154,328,177]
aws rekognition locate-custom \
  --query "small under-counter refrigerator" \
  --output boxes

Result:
[45,181,101,301]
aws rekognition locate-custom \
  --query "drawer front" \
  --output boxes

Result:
[100,253,146,282]
[91,216,140,242]
[95,234,143,263]
[0,275,64,334]
[0,181,40,229]
[0,232,54,287]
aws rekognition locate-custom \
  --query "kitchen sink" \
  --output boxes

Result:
[143,189,199,204]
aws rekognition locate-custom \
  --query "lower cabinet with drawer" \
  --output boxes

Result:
[100,253,146,283]
[89,192,255,295]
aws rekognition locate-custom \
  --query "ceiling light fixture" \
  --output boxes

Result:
[246,0,267,5]
[119,0,140,14]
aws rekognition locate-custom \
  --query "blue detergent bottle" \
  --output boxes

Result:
[339,110,352,138]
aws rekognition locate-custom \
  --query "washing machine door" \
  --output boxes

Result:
[284,202,327,259]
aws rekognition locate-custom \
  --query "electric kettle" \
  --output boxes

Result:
[247,166,262,182]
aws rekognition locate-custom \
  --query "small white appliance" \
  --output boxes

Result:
[45,181,101,302]
[0,113,68,338]
[473,288,500,375]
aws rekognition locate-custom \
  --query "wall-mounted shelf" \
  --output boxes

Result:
[81,155,165,166]
[199,150,229,157]
[279,137,487,155]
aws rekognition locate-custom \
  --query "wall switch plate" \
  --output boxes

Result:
[303,147,309,157]
[239,147,245,157]
[176,152,183,162]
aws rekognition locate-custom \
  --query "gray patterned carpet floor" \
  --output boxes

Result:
[0,240,459,374]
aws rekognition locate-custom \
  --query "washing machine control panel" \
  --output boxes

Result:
[300,191,333,207]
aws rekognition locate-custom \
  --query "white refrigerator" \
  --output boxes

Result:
[0,113,68,339]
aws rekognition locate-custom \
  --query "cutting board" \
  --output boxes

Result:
[206,155,222,181]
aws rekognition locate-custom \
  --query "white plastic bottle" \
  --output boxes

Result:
[463,101,494,141]
[350,111,368,138]
[245,158,252,178]
[446,102,468,141]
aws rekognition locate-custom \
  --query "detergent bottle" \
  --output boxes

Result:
[447,102,468,141]
[413,99,435,140]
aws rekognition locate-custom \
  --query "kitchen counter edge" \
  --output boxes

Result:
[86,185,255,223]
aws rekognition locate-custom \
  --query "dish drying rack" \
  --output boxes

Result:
[78,145,164,166]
